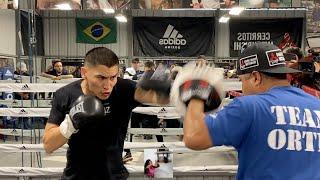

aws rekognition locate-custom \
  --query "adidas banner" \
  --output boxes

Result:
[229,18,303,57]
[76,18,117,44]
[133,17,214,57]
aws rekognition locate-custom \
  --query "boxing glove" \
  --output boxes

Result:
[137,65,172,99]
[137,79,171,98]
[59,95,105,139]
[179,79,221,112]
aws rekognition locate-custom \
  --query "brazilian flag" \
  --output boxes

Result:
[76,18,117,44]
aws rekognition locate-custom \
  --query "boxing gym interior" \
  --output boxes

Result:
[0,0,320,179]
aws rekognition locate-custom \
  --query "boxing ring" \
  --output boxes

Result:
[0,76,240,179]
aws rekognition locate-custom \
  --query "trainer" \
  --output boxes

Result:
[178,42,320,179]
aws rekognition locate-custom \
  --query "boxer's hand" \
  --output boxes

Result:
[137,66,171,99]
[180,80,222,112]
[59,95,105,139]
[69,95,105,129]
[137,79,171,99]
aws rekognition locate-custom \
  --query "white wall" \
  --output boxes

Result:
[0,10,16,56]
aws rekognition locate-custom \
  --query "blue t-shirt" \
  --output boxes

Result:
[205,86,320,180]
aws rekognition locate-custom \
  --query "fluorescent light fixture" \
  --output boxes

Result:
[115,14,127,23]
[103,8,115,14]
[229,7,245,15]
[219,16,230,23]
[55,3,72,10]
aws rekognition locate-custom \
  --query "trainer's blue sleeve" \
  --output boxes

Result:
[205,98,253,148]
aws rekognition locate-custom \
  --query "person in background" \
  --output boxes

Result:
[283,47,305,87]
[42,59,73,80]
[13,61,37,101]
[140,61,155,80]
[14,62,29,76]
[72,65,82,78]
[125,58,143,80]
[196,55,208,66]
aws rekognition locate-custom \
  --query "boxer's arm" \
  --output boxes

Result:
[134,87,170,105]
[183,99,213,150]
[43,122,68,154]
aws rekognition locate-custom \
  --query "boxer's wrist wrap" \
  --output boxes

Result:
[59,115,77,139]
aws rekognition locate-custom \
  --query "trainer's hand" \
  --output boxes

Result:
[170,63,225,116]
[59,95,105,139]
[180,80,221,112]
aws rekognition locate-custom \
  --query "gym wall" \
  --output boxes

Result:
[0,10,16,57]
[42,11,130,57]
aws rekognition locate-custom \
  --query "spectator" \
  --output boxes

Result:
[14,61,29,76]
[42,59,73,80]
[140,61,155,80]
[196,55,208,66]
[125,58,143,80]
[72,66,82,78]
[283,47,306,87]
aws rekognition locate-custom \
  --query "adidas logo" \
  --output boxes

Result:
[19,109,28,114]
[159,24,186,50]
[21,84,30,90]
[4,69,13,77]
[158,108,166,113]
[19,145,26,150]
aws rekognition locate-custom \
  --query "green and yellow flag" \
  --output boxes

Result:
[76,18,117,44]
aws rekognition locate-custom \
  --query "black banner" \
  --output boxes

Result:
[229,18,303,57]
[133,17,214,57]
[20,11,44,56]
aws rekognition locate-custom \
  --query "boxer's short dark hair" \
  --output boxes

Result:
[85,47,119,67]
